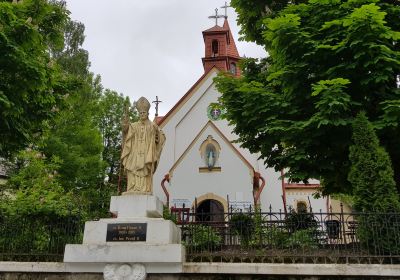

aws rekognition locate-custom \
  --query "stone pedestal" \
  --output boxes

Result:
[64,195,185,279]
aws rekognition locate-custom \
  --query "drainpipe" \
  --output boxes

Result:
[253,172,266,207]
[161,174,170,208]
[281,170,288,216]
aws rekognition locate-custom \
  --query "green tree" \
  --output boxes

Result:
[0,149,83,260]
[216,0,400,195]
[52,20,89,77]
[1,149,78,218]
[348,112,400,253]
[348,112,400,212]
[0,0,68,157]
[97,90,135,186]
[39,18,111,218]
[42,17,105,193]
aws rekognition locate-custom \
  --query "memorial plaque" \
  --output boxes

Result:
[106,223,147,242]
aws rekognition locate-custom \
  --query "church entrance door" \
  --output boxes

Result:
[196,199,224,222]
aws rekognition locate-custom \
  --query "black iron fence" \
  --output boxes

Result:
[179,208,400,264]
[0,214,84,262]
[1,207,400,264]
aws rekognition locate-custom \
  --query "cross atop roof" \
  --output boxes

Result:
[208,8,224,26]
[221,2,230,19]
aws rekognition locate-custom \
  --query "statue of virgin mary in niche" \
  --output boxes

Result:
[206,144,217,170]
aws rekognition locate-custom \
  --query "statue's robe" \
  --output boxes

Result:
[121,119,165,193]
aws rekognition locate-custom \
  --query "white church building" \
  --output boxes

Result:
[153,18,329,218]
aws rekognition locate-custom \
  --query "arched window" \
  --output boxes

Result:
[296,201,308,213]
[230,62,237,75]
[212,40,219,57]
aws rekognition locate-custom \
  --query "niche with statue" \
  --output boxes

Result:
[199,135,221,172]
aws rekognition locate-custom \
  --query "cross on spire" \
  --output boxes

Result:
[152,96,162,117]
[221,2,231,19]
[208,8,224,26]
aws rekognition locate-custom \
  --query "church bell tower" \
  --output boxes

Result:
[202,8,241,76]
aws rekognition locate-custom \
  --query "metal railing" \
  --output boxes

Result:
[179,208,400,264]
[0,215,84,262]
[1,207,400,264]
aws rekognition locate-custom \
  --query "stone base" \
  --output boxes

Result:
[110,195,163,218]
[64,244,184,264]
[64,195,184,276]
[82,218,181,244]
[64,244,184,273]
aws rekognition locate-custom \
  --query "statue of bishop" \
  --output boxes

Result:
[121,97,165,194]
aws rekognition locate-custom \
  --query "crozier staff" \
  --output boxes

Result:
[121,97,165,194]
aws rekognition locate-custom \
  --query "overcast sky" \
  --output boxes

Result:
[66,1,267,117]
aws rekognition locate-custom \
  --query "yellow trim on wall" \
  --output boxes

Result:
[193,192,228,213]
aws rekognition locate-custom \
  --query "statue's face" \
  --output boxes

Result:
[139,110,149,121]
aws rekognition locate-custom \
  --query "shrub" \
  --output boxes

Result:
[162,205,177,224]
[185,224,221,251]
[230,212,254,246]
[285,208,317,233]
[285,229,318,250]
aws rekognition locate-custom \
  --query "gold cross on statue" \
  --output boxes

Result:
[208,8,224,26]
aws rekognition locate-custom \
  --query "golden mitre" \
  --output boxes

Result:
[136,97,150,112]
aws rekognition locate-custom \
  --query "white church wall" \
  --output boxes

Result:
[153,70,326,214]
[169,125,254,211]
[215,119,260,169]
[258,165,286,212]
[154,71,218,200]
[175,85,218,159]
[286,190,327,212]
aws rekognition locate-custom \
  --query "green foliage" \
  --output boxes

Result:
[285,209,317,233]
[248,208,288,247]
[0,0,68,157]
[267,226,289,247]
[1,149,79,218]
[163,205,177,224]
[349,112,400,253]
[348,112,400,212]
[231,0,308,44]
[356,213,400,254]
[185,224,222,251]
[0,2,136,257]
[52,20,90,77]
[216,0,400,195]
[40,17,119,218]
[97,90,135,186]
[230,212,254,245]
[285,229,318,249]
[330,193,355,208]
[42,90,106,192]
[1,13,131,220]
[230,209,318,249]
[0,215,83,261]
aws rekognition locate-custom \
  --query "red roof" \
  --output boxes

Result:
[202,25,226,33]
[285,183,320,190]
[223,19,240,58]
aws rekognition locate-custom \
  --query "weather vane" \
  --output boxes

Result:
[221,2,231,19]
[152,96,162,117]
[208,8,224,26]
